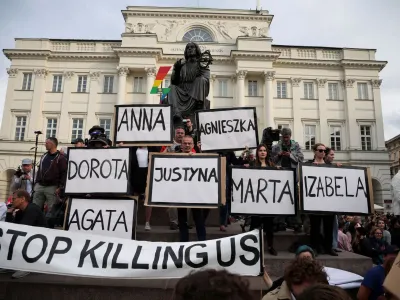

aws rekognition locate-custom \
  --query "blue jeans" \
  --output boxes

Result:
[332,215,338,249]
[178,208,209,242]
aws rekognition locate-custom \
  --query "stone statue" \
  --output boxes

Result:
[166,42,213,126]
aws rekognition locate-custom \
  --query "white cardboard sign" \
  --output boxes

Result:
[147,154,222,207]
[231,167,297,216]
[0,222,263,279]
[300,164,371,214]
[65,148,131,195]
[114,104,173,145]
[67,198,137,240]
[196,108,259,152]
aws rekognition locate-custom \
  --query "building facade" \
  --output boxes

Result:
[386,134,400,177]
[0,6,392,209]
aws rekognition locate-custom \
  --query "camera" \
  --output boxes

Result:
[85,125,111,148]
[14,166,26,178]
[261,127,281,151]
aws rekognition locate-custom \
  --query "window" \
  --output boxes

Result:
[360,125,372,150]
[183,28,213,42]
[358,83,368,100]
[77,75,88,93]
[22,73,32,90]
[46,118,58,138]
[330,126,341,150]
[71,118,84,141]
[15,116,27,141]
[103,76,114,93]
[219,80,228,97]
[304,125,316,150]
[304,82,314,99]
[248,80,258,96]
[328,83,339,100]
[134,77,143,93]
[277,81,287,98]
[52,75,63,92]
[99,118,112,138]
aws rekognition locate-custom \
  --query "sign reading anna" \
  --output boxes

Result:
[114,104,173,145]
[0,222,263,279]
[65,148,131,196]
[196,108,259,152]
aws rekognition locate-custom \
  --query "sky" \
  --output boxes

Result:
[0,0,399,140]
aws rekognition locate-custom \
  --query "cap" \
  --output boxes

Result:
[295,245,316,259]
[74,138,84,144]
[21,158,32,165]
[384,245,400,256]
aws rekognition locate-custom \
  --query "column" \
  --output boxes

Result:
[263,71,275,127]
[236,70,247,107]
[117,67,129,105]
[27,69,48,140]
[342,79,359,150]
[0,68,18,139]
[58,72,75,143]
[372,79,386,150]
[291,78,303,144]
[145,67,157,104]
[317,79,329,146]
[86,72,101,130]
[209,74,216,109]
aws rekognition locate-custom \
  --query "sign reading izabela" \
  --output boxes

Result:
[0,222,263,279]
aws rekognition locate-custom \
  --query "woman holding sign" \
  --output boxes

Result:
[307,143,338,256]
[249,144,278,256]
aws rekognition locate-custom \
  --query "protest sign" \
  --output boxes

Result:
[65,147,131,196]
[0,222,263,279]
[196,107,259,152]
[230,166,297,216]
[114,104,173,145]
[146,153,225,208]
[383,252,400,297]
[66,198,137,240]
[299,164,371,214]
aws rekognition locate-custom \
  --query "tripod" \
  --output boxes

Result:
[31,131,42,196]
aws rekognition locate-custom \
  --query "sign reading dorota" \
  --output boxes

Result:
[65,147,131,196]
[114,104,173,145]
[146,153,226,208]
[196,107,259,152]
[230,167,297,216]
[300,164,371,215]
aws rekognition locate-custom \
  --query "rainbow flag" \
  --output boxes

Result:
[150,66,172,98]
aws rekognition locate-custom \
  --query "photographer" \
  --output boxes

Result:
[10,158,33,195]
[182,117,200,152]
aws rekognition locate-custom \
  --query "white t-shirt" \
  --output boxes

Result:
[136,147,149,168]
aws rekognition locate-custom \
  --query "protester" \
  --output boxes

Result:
[369,227,390,265]
[307,143,337,256]
[263,258,328,300]
[390,217,400,247]
[357,245,399,300]
[1,189,46,279]
[10,158,33,195]
[172,269,254,300]
[32,137,67,223]
[297,284,352,300]
[352,226,372,258]
[249,144,278,256]
[377,219,392,245]
[338,220,353,252]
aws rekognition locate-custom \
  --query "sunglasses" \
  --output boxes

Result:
[316,149,325,153]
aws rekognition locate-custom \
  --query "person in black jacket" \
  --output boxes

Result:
[1,189,46,279]
[131,146,161,231]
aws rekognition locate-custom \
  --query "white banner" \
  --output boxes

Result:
[231,167,297,216]
[147,154,222,207]
[0,223,262,279]
[67,198,137,240]
[115,104,173,145]
[65,148,131,195]
[300,164,371,214]
[196,108,258,152]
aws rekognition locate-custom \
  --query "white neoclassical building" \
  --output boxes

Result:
[0,6,392,209]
